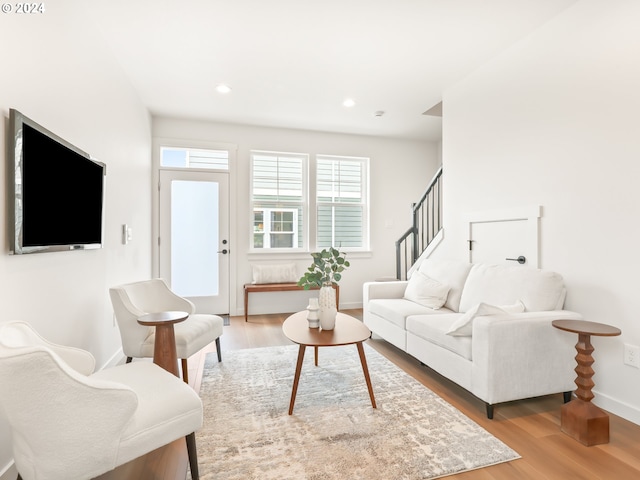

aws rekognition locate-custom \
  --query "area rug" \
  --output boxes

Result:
[190,344,519,479]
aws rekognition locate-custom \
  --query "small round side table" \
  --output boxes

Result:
[138,311,189,377]
[552,319,621,446]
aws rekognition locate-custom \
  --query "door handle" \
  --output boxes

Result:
[506,256,526,264]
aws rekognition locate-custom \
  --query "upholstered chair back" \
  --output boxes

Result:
[0,322,137,480]
[109,278,195,358]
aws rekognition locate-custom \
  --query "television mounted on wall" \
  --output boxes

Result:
[8,109,106,254]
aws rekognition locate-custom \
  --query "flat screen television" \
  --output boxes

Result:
[8,109,106,254]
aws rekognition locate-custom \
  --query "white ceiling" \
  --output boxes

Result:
[85,0,577,142]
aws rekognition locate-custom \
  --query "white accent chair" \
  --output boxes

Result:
[109,278,224,383]
[0,321,203,480]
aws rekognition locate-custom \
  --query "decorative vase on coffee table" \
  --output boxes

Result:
[318,283,337,330]
[306,298,320,328]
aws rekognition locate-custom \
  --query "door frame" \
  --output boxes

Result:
[152,137,238,315]
[464,205,542,268]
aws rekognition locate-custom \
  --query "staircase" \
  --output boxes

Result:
[395,166,443,280]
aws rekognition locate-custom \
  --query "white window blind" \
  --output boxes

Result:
[316,155,369,249]
[251,151,306,250]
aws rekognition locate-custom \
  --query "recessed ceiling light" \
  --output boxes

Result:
[343,98,356,107]
[216,84,232,94]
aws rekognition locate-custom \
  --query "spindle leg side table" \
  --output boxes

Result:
[552,319,621,446]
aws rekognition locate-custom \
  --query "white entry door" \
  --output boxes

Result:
[159,169,230,314]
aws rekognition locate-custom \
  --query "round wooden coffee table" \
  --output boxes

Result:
[138,311,189,377]
[552,319,621,445]
[282,311,376,415]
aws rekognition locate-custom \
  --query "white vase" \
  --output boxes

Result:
[306,298,320,328]
[318,283,337,330]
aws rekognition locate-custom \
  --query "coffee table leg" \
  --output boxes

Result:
[356,342,377,409]
[314,346,319,366]
[289,345,306,415]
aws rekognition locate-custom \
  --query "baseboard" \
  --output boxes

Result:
[339,301,362,311]
[0,461,17,480]
[593,390,640,426]
[100,347,126,370]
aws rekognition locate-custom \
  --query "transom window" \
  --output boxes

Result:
[161,147,229,170]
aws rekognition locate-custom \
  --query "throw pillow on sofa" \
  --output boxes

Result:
[445,300,525,336]
[403,271,450,309]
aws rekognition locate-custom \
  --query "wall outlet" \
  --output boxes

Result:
[624,344,640,368]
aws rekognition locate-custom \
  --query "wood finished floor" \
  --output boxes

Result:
[96,310,640,480]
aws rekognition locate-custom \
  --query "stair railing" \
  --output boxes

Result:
[395,166,443,280]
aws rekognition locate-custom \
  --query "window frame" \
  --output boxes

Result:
[314,154,370,252]
[160,146,230,171]
[249,150,370,254]
[253,207,299,249]
[249,150,308,253]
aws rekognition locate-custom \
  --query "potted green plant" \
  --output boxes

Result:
[297,247,350,289]
[298,248,350,330]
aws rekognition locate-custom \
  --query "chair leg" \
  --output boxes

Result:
[126,357,132,363]
[186,432,200,480]
[216,337,222,362]
[17,475,22,480]
[181,358,189,384]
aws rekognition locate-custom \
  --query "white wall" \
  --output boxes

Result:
[0,5,152,477]
[153,117,438,315]
[438,0,640,423]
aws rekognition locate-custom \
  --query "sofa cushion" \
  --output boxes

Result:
[403,271,450,309]
[458,263,566,313]
[418,259,473,312]
[445,300,525,336]
[251,263,298,284]
[368,299,454,329]
[406,314,473,361]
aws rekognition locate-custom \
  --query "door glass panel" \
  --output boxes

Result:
[171,180,219,296]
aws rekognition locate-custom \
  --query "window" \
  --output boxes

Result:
[250,151,369,252]
[251,151,306,250]
[253,208,298,248]
[316,155,368,249]
[161,147,229,170]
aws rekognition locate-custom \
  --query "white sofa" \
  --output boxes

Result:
[363,258,582,418]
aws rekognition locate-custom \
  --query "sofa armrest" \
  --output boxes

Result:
[363,281,408,305]
[470,310,583,405]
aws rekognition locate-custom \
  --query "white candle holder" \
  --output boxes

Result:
[306,298,320,328]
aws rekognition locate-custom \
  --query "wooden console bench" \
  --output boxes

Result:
[244,283,339,321]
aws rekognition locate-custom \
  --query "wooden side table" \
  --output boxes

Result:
[138,311,189,377]
[552,319,621,446]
